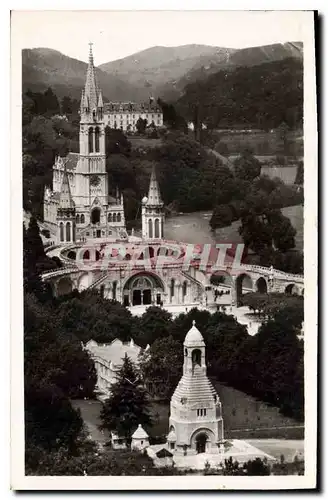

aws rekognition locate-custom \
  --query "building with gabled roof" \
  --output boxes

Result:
[84,338,143,398]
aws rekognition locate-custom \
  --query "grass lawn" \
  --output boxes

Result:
[73,379,303,445]
[148,380,303,441]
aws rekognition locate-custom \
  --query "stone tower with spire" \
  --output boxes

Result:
[166,321,224,455]
[45,44,126,242]
[141,166,164,240]
[56,165,76,243]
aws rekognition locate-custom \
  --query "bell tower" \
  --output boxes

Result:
[167,321,224,455]
[78,43,108,208]
[141,165,164,240]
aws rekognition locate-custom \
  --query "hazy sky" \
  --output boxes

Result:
[13,10,309,65]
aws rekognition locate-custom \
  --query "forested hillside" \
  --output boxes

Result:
[176,58,303,130]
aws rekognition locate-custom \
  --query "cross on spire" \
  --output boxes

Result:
[88,42,94,61]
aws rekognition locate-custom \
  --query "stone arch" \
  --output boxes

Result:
[148,219,153,239]
[67,250,76,260]
[57,277,73,296]
[190,428,215,454]
[59,222,64,242]
[78,273,90,291]
[285,284,299,295]
[122,271,166,307]
[154,218,160,238]
[192,349,202,367]
[66,222,71,242]
[170,278,175,303]
[182,281,187,302]
[91,207,101,224]
[256,277,268,294]
[88,127,93,153]
[112,281,117,300]
[236,273,253,306]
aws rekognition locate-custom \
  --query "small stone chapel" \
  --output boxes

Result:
[166,321,224,455]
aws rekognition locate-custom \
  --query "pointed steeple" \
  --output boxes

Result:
[84,42,99,112]
[98,91,103,109]
[146,165,163,206]
[59,165,75,209]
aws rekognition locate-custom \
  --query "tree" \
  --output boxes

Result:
[132,306,173,347]
[139,336,183,400]
[43,87,60,117]
[234,149,261,182]
[25,381,84,453]
[210,204,233,230]
[100,355,153,438]
[222,457,243,476]
[136,117,148,135]
[244,457,271,476]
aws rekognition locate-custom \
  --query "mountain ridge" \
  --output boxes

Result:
[22,42,303,104]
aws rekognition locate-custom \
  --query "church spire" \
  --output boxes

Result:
[59,165,75,209]
[83,42,99,112]
[146,165,163,206]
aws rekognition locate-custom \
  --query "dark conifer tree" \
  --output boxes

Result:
[100,355,152,438]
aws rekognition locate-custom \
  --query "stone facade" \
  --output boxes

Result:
[43,45,126,243]
[84,338,145,397]
[167,322,224,455]
[131,425,150,451]
[103,100,163,132]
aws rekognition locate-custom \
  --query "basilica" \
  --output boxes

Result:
[43,44,164,243]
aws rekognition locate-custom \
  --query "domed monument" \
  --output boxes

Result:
[167,321,224,455]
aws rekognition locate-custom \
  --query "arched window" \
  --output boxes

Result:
[76,214,80,224]
[112,281,117,300]
[113,213,117,223]
[108,213,112,223]
[91,208,101,224]
[154,218,160,238]
[100,285,105,298]
[83,250,90,260]
[81,214,85,224]
[117,213,121,222]
[192,349,201,367]
[95,127,100,153]
[170,278,175,298]
[148,219,153,238]
[59,222,64,242]
[66,222,71,242]
[72,223,76,242]
[182,281,187,301]
[88,128,93,153]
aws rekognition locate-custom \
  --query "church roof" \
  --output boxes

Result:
[131,424,149,439]
[146,166,163,206]
[85,338,142,368]
[83,44,101,111]
[59,166,75,209]
[171,364,219,406]
[184,321,205,347]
